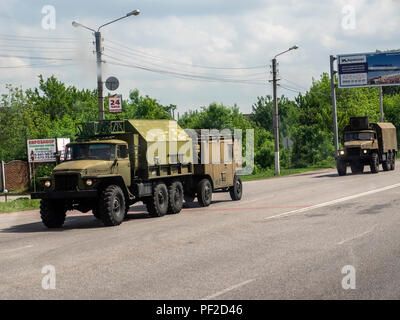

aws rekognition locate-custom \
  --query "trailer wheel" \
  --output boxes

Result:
[229,175,243,201]
[391,152,396,170]
[351,161,364,174]
[370,153,379,174]
[100,185,126,226]
[336,159,347,176]
[382,153,390,171]
[40,199,67,228]
[197,179,212,207]
[168,181,184,214]
[146,183,169,217]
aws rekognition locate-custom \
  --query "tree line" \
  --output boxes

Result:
[1,74,400,174]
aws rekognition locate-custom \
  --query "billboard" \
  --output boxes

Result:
[338,51,400,88]
[27,139,57,163]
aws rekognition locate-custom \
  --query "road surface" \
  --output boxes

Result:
[1,165,400,299]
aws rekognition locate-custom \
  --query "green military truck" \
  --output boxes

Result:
[336,117,397,176]
[31,120,243,228]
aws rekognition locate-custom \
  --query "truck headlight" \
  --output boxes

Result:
[86,179,93,186]
[44,180,51,188]
[339,150,345,156]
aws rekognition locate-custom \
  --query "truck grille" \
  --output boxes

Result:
[54,175,78,191]
[347,147,361,157]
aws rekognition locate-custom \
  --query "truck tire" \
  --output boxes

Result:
[370,153,379,174]
[350,161,364,174]
[168,181,184,214]
[336,159,347,176]
[146,183,169,217]
[197,179,212,207]
[229,175,243,201]
[40,199,67,228]
[100,185,126,226]
[382,153,390,171]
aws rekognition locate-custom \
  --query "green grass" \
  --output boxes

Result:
[0,198,40,214]
[241,164,335,182]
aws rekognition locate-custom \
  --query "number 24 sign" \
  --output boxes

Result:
[108,94,123,113]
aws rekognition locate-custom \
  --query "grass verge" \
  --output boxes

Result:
[241,164,335,182]
[0,198,40,214]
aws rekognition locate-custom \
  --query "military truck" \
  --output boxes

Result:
[31,120,243,228]
[336,117,397,176]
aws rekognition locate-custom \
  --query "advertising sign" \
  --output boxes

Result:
[109,94,123,113]
[338,51,400,88]
[27,139,57,163]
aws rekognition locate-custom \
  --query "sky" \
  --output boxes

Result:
[0,0,399,115]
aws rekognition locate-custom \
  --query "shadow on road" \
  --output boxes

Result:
[313,171,374,178]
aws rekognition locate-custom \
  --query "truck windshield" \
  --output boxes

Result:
[66,144,115,161]
[344,132,374,142]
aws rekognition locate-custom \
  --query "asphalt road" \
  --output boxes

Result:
[1,164,400,300]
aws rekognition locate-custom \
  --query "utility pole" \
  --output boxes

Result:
[271,46,299,176]
[95,32,104,120]
[272,58,280,176]
[330,55,339,156]
[72,9,140,121]
[379,86,384,122]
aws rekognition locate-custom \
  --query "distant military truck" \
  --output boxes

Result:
[31,120,243,228]
[336,117,397,176]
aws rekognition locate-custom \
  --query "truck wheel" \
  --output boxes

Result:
[168,181,184,214]
[229,175,243,201]
[382,153,390,171]
[100,185,126,226]
[370,153,379,174]
[146,183,169,217]
[336,159,347,176]
[350,161,364,174]
[40,199,67,228]
[197,179,212,207]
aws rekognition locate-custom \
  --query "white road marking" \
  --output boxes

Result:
[0,245,33,253]
[201,279,255,300]
[337,227,376,245]
[264,182,400,221]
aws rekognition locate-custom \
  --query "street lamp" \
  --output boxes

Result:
[72,9,140,120]
[272,45,299,176]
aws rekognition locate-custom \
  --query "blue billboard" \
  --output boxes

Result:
[337,51,400,88]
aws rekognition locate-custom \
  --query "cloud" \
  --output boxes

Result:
[0,0,399,114]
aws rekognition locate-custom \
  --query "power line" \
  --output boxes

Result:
[0,54,78,61]
[104,55,266,86]
[106,39,266,70]
[280,76,308,91]
[277,84,303,94]
[104,46,267,81]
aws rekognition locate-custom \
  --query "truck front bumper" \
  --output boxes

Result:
[31,190,98,200]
